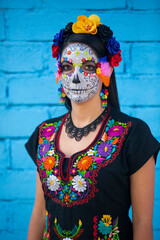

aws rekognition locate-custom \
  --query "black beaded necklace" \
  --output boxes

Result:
[64,107,108,141]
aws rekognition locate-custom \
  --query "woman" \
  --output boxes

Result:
[25,14,160,240]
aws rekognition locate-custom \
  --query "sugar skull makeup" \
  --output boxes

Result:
[61,43,100,103]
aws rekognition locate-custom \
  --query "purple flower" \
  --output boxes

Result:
[42,125,55,137]
[108,125,124,138]
[107,36,120,56]
[85,171,90,178]
[39,142,51,157]
[97,142,112,157]
[53,29,63,46]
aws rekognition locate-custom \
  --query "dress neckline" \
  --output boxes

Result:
[53,107,111,182]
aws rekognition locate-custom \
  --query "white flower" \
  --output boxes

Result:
[48,149,55,156]
[87,149,95,156]
[63,238,72,240]
[72,175,87,192]
[47,175,60,191]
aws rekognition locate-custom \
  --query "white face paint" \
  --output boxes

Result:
[61,43,100,103]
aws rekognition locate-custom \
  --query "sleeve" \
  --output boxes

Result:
[25,126,39,168]
[126,119,160,175]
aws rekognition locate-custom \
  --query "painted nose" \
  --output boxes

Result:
[72,75,80,84]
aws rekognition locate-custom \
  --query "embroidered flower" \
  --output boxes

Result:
[72,175,87,192]
[39,142,51,157]
[97,142,112,157]
[42,125,55,137]
[70,191,77,200]
[71,168,77,175]
[62,238,72,240]
[53,168,59,175]
[47,175,60,191]
[107,36,120,55]
[102,215,112,226]
[110,50,122,67]
[59,191,64,199]
[77,156,93,171]
[44,156,56,170]
[72,14,102,35]
[108,124,124,138]
[48,149,55,156]
[98,220,112,235]
[63,185,69,192]
[64,194,70,202]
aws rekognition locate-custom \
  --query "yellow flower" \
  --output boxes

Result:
[101,215,112,227]
[72,14,102,35]
[96,67,101,74]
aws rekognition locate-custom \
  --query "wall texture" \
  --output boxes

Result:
[0,0,160,239]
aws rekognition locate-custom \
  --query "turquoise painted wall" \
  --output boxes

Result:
[0,0,160,239]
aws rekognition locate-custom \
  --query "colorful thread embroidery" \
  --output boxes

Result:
[37,115,131,207]
[53,218,83,239]
[93,214,120,240]
[43,211,51,240]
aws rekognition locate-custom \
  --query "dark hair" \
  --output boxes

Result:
[59,24,120,111]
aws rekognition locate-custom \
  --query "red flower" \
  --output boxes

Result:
[58,66,62,74]
[110,50,122,67]
[96,62,101,68]
[51,44,59,60]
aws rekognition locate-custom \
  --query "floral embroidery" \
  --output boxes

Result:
[53,217,83,239]
[93,214,120,240]
[37,115,131,207]
[43,211,51,240]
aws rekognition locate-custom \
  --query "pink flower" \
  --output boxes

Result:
[108,125,124,138]
[42,125,55,137]
[53,168,59,175]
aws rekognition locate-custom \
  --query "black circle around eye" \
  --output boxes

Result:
[62,65,72,71]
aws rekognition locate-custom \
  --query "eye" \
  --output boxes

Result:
[61,63,73,73]
[82,61,97,73]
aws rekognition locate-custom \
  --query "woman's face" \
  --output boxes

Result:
[61,43,100,103]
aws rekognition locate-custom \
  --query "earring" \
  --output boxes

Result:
[58,84,66,105]
[100,88,109,108]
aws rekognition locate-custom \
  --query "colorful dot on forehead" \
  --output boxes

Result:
[88,56,92,60]
[67,51,71,55]
[79,69,83,73]
[78,63,82,67]
[92,57,95,61]
[82,58,86,63]
[65,57,68,61]
[68,73,72,77]
[75,51,80,55]
[61,57,65,62]
[90,73,94,77]
[69,58,72,63]
[73,62,77,67]
[84,51,88,55]
[84,72,88,76]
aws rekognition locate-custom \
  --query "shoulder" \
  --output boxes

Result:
[37,112,67,130]
[109,107,149,131]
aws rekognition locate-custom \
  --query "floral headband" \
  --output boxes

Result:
[51,14,122,86]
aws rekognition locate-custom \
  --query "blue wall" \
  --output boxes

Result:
[0,0,160,239]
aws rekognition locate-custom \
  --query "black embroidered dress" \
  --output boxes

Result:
[25,106,160,240]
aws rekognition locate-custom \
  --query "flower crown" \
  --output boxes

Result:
[52,14,122,65]
[51,14,122,86]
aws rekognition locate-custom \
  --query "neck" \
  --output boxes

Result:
[70,94,105,128]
